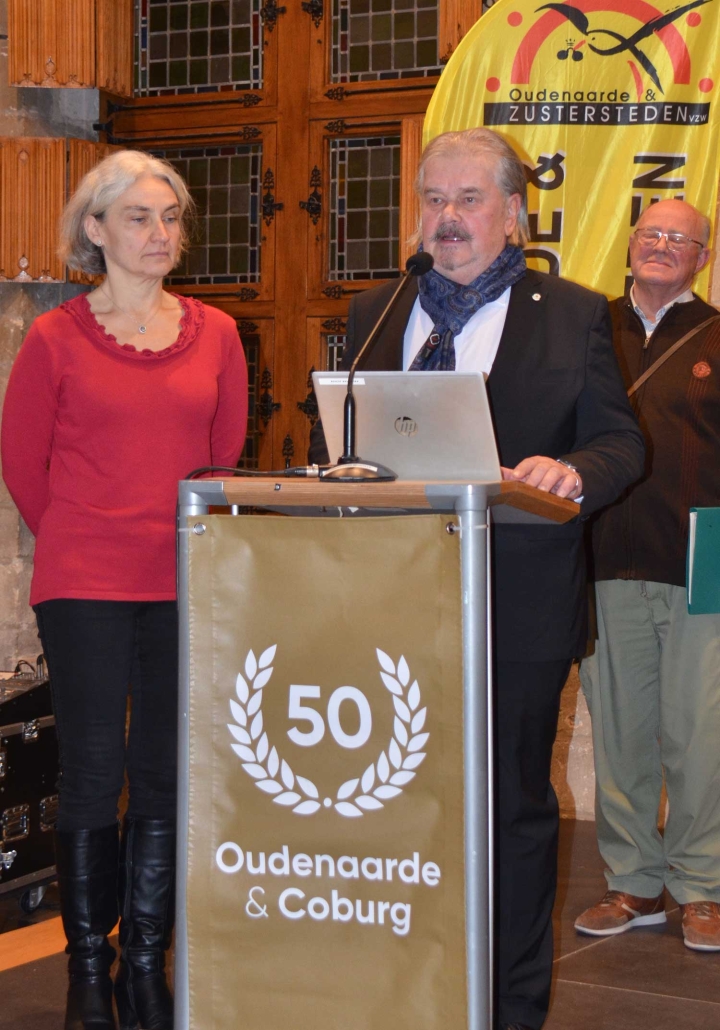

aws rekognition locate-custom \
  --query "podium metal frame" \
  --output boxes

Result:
[175,477,577,1030]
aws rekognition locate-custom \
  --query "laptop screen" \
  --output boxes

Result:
[312,371,501,483]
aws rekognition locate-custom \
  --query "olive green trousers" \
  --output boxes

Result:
[580,579,720,903]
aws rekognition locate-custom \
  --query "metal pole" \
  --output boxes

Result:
[486,507,495,990]
[455,485,493,1030]
[175,480,228,1030]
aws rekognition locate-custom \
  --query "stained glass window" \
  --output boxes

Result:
[328,136,401,280]
[331,0,442,83]
[152,144,262,285]
[135,0,263,96]
[326,334,346,371]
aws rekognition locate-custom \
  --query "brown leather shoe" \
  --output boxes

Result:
[574,889,666,936]
[681,901,720,952]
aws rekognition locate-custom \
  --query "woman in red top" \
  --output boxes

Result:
[1,151,248,1030]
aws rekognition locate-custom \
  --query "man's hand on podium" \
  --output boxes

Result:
[501,456,583,501]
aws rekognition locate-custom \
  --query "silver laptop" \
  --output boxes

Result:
[312,371,501,482]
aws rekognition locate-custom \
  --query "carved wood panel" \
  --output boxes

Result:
[8,0,96,88]
[96,0,134,97]
[68,140,125,201]
[399,115,424,267]
[0,138,65,282]
[235,320,277,470]
[438,0,483,65]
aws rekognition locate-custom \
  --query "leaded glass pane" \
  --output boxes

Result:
[329,136,400,281]
[326,334,346,371]
[152,144,262,285]
[331,0,442,83]
[136,0,263,96]
[237,331,260,468]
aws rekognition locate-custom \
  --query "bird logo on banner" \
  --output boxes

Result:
[538,0,714,94]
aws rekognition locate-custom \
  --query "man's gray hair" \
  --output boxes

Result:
[59,150,195,275]
[415,128,529,247]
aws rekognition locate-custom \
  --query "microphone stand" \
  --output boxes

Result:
[320,252,434,482]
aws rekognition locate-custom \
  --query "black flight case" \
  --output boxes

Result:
[0,665,59,908]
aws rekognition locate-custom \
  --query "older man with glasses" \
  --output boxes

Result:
[576,198,720,952]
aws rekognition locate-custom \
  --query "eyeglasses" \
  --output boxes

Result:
[632,228,705,252]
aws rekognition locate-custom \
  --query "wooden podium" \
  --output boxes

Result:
[175,478,578,1030]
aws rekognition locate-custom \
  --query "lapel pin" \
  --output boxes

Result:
[532,293,542,301]
[693,361,711,379]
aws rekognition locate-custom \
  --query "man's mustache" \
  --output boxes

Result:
[431,221,473,243]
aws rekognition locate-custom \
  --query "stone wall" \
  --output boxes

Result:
[0,0,97,670]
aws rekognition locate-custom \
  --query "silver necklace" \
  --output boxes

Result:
[101,287,163,334]
[134,299,163,334]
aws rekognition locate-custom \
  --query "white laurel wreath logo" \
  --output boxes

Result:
[227,646,429,818]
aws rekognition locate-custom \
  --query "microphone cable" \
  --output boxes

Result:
[184,464,321,480]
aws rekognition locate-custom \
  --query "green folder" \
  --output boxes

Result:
[687,508,720,614]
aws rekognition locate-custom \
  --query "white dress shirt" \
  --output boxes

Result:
[401,284,584,497]
[402,287,512,373]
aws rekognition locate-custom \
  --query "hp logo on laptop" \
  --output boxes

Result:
[394,416,418,437]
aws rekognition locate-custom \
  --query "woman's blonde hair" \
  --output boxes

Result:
[59,150,195,274]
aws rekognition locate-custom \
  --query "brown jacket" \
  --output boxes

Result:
[591,293,720,587]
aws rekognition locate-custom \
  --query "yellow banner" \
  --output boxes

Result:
[424,0,720,299]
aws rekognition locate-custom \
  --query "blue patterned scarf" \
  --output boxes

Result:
[409,244,527,371]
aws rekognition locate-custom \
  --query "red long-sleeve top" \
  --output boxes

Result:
[1,294,248,605]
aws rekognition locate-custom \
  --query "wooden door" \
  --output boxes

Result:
[88,0,487,467]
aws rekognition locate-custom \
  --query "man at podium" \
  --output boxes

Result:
[310,127,644,1030]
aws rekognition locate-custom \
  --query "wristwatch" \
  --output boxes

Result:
[556,458,581,494]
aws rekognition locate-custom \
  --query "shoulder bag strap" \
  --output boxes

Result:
[627,315,720,397]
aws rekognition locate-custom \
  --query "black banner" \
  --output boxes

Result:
[484,102,711,127]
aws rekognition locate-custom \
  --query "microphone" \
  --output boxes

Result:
[320,251,434,482]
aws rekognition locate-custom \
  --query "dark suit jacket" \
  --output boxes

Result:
[310,269,645,661]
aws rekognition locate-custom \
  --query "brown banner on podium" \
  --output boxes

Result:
[186,514,467,1030]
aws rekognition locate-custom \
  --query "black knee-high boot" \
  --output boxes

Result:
[114,818,176,1030]
[55,825,119,1030]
